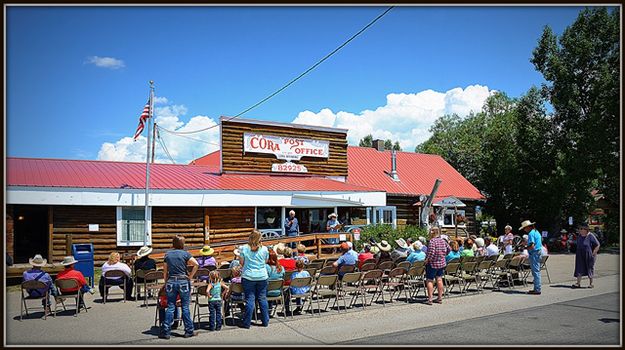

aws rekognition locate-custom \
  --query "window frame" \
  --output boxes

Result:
[440,208,466,228]
[116,206,152,247]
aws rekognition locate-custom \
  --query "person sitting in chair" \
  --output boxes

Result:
[57,256,95,309]
[23,254,57,311]
[99,252,134,300]
[134,246,156,299]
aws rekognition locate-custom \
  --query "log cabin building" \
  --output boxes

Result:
[6,117,483,266]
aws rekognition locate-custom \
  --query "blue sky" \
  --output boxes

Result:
[7,6,593,163]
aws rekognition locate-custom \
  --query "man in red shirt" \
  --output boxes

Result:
[56,256,95,308]
[357,244,375,269]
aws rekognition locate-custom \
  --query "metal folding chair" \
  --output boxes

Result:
[20,280,51,320]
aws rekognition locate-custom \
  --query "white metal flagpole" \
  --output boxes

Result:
[144,80,155,246]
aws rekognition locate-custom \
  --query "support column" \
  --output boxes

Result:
[6,205,14,261]
[48,207,54,261]
[204,208,210,245]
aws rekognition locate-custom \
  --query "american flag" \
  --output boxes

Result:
[133,100,151,140]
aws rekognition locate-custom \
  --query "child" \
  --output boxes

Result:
[205,271,228,331]
[287,259,310,314]
[279,247,297,271]
[294,244,309,264]
[158,286,180,330]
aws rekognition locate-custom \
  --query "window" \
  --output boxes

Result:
[117,207,151,246]
[440,209,466,228]
[256,207,281,230]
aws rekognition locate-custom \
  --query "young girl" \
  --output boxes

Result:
[287,259,310,314]
[205,270,228,331]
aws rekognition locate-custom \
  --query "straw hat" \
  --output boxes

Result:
[60,256,78,266]
[200,245,215,256]
[136,246,153,258]
[376,240,392,252]
[395,238,408,249]
[29,254,47,267]
[560,229,568,234]
[328,212,337,219]
[519,220,535,231]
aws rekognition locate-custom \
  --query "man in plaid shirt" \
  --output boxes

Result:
[424,226,451,305]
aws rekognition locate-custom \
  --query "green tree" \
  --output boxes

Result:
[384,139,393,150]
[358,134,373,147]
[531,7,620,242]
[392,141,402,151]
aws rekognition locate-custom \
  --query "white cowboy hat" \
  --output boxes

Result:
[200,245,215,256]
[136,246,153,258]
[328,212,337,219]
[60,256,78,266]
[346,241,353,249]
[440,235,450,243]
[233,247,241,256]
[475,238,485,248]
[519,220,536,230]
[560,229,568,233]
[29,254,47,267]
[418,236,427,244]
[395,238,408,249]
[376,240,392,252]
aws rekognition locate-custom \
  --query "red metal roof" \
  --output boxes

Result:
[6,157,379,192]
[346,147,484,200]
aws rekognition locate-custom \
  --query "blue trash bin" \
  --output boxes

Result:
[72,243,94,288]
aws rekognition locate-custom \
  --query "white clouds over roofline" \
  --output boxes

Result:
[86,56,126,70]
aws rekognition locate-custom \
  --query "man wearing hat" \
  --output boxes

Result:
[375,240,393,263]
[134,246,156,299]
[23,254,57,310]
[325,212,341,246]
[391,238,410,261]
[520,220,542,295]
[332,242,358,278]
[57,256,95,308]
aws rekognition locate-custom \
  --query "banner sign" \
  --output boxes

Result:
[271,162,308,173]
[244,133,329,161]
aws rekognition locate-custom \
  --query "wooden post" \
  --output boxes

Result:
[48,207,54,261]
[204,208,210,245]
[316,235,321,258]
[65,234,72,256]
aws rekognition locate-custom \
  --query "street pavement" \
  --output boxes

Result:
[4,253,621,346]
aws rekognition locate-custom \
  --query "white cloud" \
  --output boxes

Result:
[292,85,495,151]
[154,96,169,105]
[97,103,219,164]
[86,56,125,69]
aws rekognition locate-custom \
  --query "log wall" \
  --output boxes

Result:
[206,207,255,244]
[386,195,420,226]
[221,120,348,176]
[6,205,14,260]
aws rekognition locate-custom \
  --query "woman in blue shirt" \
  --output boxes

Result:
[406,241,426,263]
[239,230,270,328]
[446,241,462,263]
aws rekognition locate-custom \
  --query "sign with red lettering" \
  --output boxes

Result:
[271,162,308,173]
[244,133,329,161]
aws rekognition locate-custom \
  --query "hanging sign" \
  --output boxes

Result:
[271,162,308,173]
[244,133,329,161]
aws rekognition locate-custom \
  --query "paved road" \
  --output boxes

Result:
[5,253,621,346]
[341,292,621,345]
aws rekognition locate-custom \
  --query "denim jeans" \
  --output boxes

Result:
[529,251,542,292]
[287,231,298,249]
[161,280,194,336]
[208,300,223,330]
[159,307,180,328]
[241,278,269,328]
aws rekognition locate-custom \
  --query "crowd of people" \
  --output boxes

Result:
[20,218,600,339]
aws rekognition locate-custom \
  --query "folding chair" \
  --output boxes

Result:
[376,261,394,272]
[460,262,480,294]
[394,257,407,264]
[20,280,51,320]
[319,266,338,276]
[143,270,165,307]
[324,258,338,267]
[285,277,313,317]
[134,269,155,302]
[305,268,318,277]
[396,261,411,270]
[508,257,527,287]
[362,258,376,266]
[379,267,409,303]
[306,262,324,270]
[447,258,460,264]
[359,263,376,272]
[309,259,326,266]
[54,279,87,317]
[102,270,128,303]
[217,269,232,282]
[193,268,211,282]
[406,265,426,300]
[338,265,356,275]
[474,256,485,265]
[225,283,256,325]
[360,270,384,308]
[491,258,512,290]
[311,275,340,315]
[476,260,495,291]
[411,261,426,269]
[192,285,211,325]
[443,263,464,297]
[154,286,182,327]
[337,272,363,309]
[266,279,286,319]
[540,255,552,284]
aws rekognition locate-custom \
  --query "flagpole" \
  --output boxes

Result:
[144,80,154,246]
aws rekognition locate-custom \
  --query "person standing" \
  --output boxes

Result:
[424,226,450,305]
[284,210,299,249]
[573,223,600,288]
[159,235,199,339]
[239,230,270,329]
[520,220,542,295]
[325,213,341,245]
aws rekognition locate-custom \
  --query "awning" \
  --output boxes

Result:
[432,196,466,207]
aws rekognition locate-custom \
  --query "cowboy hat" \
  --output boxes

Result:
[376,240,392,252]
[29,254,47,267]
[418,236,427,244]
[440,235,450,243]
[200,245,215,256]
[60,256,78,266]
[233,247,241,256]
[395,238,408,249]
[519,220,536,230]
[136,246,153,258]
[560,229,568,234]
[328,212,337,219]
[475,238,485,248]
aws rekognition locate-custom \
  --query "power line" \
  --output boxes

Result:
[155,129,177,164]
[159,6,394,136]
[156,125,220,146]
